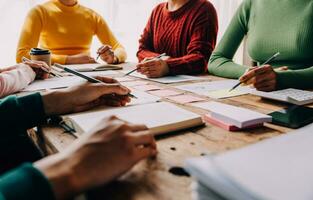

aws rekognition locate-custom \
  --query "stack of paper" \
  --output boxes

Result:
[185,123,313,200]
[192,102,272,131]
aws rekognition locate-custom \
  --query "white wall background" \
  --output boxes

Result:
[0,0,243,68]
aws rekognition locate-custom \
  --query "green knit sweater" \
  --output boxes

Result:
[209,0,313,89]
[0,93,55,200]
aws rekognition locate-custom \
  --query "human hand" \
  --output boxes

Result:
[42,76,131,115]
[23,60,50,79]
[239,65,278,91]
[66,54,96,64]
[137,59,169,78]
[35,117,157,199]
[97,45,116,64]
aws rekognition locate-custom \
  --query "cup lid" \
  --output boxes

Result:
[30,48,51,55]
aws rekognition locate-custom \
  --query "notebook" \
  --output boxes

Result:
[192,102,272,128]
[251,88,313,105]
[62,102,203,136]
[126,71,203,84]
[55,63,123,72]
[185,123,313,200]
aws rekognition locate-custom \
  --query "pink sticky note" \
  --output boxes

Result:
[149,89,184,97]
[122,80,149,87]
[166,94,206,104]
[116,77,137,82]
[133,84,163,91]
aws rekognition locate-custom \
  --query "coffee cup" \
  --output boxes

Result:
[30,48,51,67]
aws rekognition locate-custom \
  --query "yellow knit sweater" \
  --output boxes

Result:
[16,0,126,64]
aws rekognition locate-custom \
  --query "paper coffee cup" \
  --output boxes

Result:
[30,48,51,67]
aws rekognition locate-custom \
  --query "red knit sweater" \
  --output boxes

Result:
[137,0,218,75]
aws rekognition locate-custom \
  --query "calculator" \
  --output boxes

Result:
[251,88,313,105]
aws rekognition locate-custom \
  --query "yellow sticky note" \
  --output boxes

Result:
[207,89,247,99]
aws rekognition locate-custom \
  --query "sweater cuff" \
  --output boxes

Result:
[0,163,55,200]
[17,93,46,127]
[167,59,184,75]
[276,71,292,90]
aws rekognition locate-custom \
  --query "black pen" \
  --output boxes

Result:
[229,52,280,92]
[54,63,137,99]
[124,53,167,77]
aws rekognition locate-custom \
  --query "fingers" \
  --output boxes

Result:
[131,131,156,148]
[95,83,131,96]
[94,76,118,84]
[97,45,112,54]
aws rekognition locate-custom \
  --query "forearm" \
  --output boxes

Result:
[0,65,36,98]
[209,52,248,79]
[0,164,55,200]
[137,49,159,62]
[52,54,67,65]
[166,54,208,75]
[276,67,313,89]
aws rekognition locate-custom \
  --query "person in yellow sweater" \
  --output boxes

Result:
[16,0,127,65]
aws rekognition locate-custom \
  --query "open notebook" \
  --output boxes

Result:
[62,102,203,136]
[54,63,122,72]
[185,123,313,200]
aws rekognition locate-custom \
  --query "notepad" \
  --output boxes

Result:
[115,77,137,82]
[62,102,203,136]
[132,84,163,91]
[192,102,272,128]
[185,123,313,200]
[126,71,203,84]
[166,95,206,104]
[207,89,247,99]
[122,80,149,87]
[22,76,84,91]
[149,89,184,97]
[176,80,252,98]
[56,63,123,72]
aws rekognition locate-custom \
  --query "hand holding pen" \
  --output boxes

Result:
[22,57,59,79]
[125,53,166,76]
[229,52,281,92]
[97,45,117,64]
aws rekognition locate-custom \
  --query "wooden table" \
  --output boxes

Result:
[35,69,294,200]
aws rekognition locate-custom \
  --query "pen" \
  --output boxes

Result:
[22,57,61,77]
[229,52,280,92]
[124,53,167,77]
[54,63,137,99]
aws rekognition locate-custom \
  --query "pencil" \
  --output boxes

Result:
[124,53,167,77]
[54,63,137,99]
[229,52,280,92]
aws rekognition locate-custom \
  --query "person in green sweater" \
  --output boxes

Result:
[0,77,157,200]
[209,0,313,91]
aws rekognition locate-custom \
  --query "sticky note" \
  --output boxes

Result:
[133,84,163,91]
[115,77,137,82]
[122,80,149,87]
[206,89,247,99]
[166,95,206,104]
[149,89,184,97]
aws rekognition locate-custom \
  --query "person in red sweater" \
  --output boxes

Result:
[136,0,218,78]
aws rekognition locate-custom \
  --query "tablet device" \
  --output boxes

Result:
[269,105,313,129]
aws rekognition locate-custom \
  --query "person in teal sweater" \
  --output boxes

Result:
[0,77,157,200]
[209,0,313,91]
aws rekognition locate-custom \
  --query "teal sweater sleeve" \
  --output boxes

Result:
[0,164,55,200]
[0,93,46,137]
[208,0,250,79]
